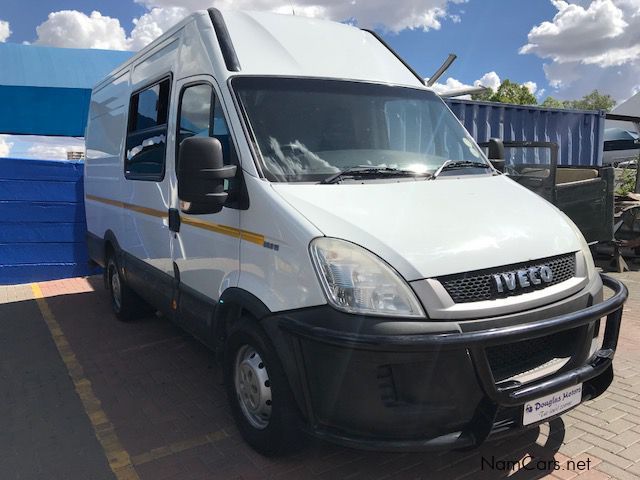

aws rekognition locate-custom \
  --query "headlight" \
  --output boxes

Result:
[309,237,425,318]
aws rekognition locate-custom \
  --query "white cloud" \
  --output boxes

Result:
[477,71,501,91]
[32,8,191,51]
[128,7,189,50]
[0,19,11,42]
[0,136,13,157]
[520,0,631,64]
[520,0,640,101]
[524,81,537,95]
[430,76,473,94]
[430,71,502,95]
[34,11,128,50]
[544,60,640,102]
[134,0,467,33]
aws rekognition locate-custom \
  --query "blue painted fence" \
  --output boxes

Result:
[0,157,99,285]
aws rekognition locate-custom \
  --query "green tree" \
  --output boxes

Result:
[567,90,616,111]
[471,88,493,102]
[471,79,537,105]
[541,96,565,108]
[491,80,538,105]
[541,90,616,111]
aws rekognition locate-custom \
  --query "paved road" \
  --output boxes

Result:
[1,272,639,480]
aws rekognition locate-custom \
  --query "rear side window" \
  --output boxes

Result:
[125,77,171,180]
[176,83,236,171]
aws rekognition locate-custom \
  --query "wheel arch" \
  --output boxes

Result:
[213,287,272,349]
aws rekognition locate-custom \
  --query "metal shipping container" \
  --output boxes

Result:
[446,99,606,167]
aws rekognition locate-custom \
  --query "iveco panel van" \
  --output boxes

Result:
[85,9,627,455]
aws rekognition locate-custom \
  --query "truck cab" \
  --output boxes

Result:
[84,9,627,455]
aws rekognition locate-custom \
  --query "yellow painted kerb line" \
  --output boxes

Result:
[30,283,140,480]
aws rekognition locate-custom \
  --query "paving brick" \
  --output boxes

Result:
[607,429,640,448]
[587,397,619,412]
[612,400,640,418]
[583,446,632,470]
[601,416,636,435]
[559,438,596,457]
[616,442,640,462]
[625,461,640,477]
[591,407,627,424]
[565,421,617,441]
[597,462,639,480]
[552,468,579,480]
[567,410,609,428]
[574,471,611,480]
[577,433,624,454]
[606,386,638,400]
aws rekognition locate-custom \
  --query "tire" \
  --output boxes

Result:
[106,254,146,321]
[224,318,302,456]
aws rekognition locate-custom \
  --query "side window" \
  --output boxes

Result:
[125,77,171,180]
[177,83,236,171]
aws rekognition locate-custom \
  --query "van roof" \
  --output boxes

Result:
[222,10,425,87]
[96,9,428,90]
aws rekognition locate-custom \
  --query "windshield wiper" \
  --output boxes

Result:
[320,166,431,184]
[432,160,492,179]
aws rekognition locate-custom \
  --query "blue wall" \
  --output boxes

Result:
[0,158,99,285]
[0,43,134,137]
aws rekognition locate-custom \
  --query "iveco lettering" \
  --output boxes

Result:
[84,9,627,455]
[493,265,554,293]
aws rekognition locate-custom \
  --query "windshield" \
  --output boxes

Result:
[233,77,488,182]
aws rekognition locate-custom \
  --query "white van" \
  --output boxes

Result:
[85,9,627,455]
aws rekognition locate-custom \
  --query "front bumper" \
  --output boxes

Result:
[268,274,627,451]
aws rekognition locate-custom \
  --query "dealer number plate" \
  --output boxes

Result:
[523,384,582,426]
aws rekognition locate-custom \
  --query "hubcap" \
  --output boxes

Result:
[110,266,122,311]
[234,345,272,429]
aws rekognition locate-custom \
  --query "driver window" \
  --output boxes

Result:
[177,83,236,171]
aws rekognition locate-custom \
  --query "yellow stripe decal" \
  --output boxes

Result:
[86,194,266,246]
[31,283,140,480]
[85,194,166,219]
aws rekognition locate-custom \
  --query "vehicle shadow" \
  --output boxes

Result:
[4,276,569,480]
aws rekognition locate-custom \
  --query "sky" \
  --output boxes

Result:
[1,0,640,159]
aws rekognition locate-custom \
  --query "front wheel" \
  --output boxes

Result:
[224,318,302,456]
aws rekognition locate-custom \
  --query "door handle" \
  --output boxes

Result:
[169,208,181,233]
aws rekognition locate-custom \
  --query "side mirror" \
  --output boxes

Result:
[487,138,505,173]
[177,137,237,215]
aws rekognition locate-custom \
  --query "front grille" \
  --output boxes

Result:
[487,328,580,382]
[438,253,576,303]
